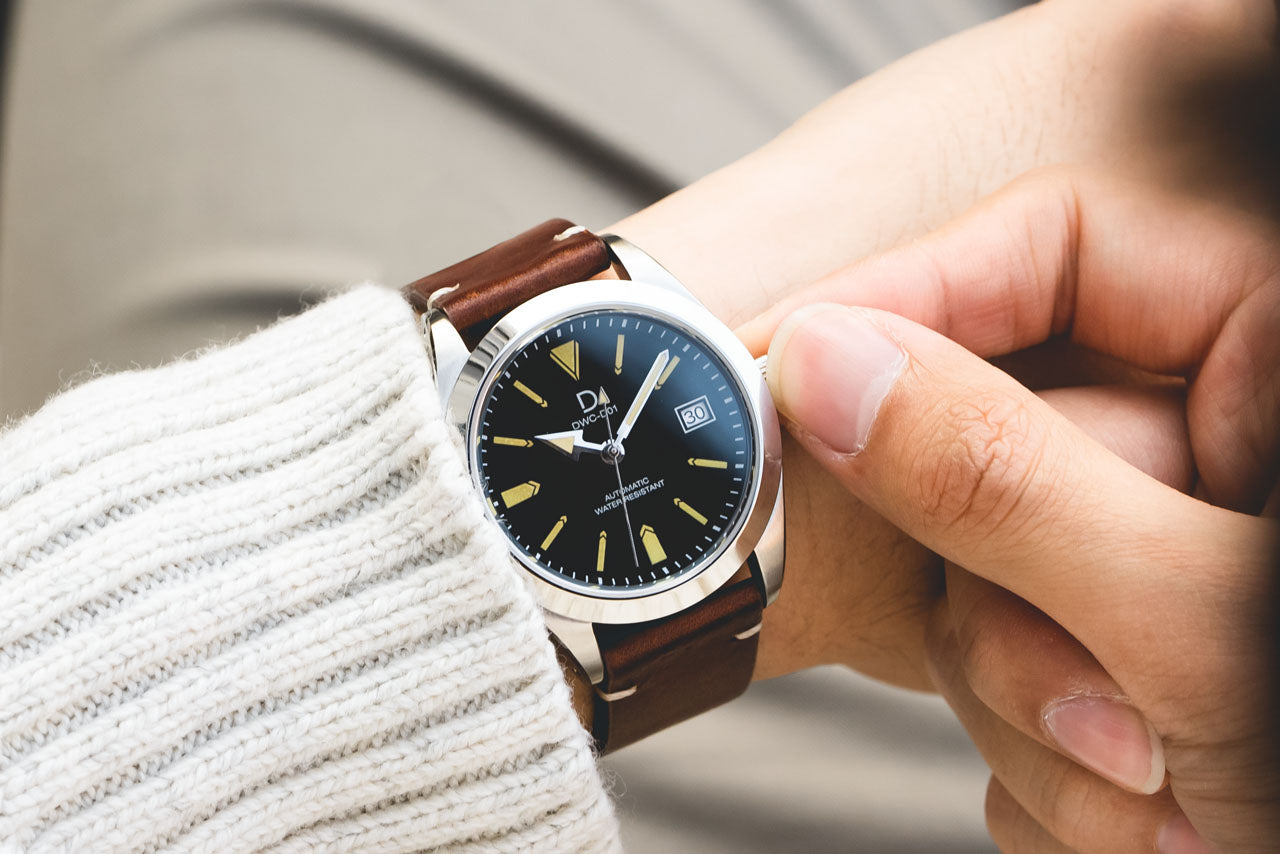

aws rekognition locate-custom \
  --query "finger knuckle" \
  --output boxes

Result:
[955,613,1003,695]
[1033,763,1087,839]
[912,391,1049,540]
[1028,757,1148,854]
[922,604,954,681]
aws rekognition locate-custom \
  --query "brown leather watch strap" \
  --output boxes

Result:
[592,572,763,752]
[404,218,615,347]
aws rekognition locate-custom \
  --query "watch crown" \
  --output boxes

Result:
[755,355,768,379]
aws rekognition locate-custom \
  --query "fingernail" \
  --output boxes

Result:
[1042,695,1166,795]
[766,304,906,454]
[1158,813,1215,854]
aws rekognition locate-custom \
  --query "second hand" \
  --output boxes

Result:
[601,387,640,568]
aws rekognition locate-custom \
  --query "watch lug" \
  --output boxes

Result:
[542,611,604,686]
[423,307,471,412]
[601,233,697,302]
[752,470,786,606]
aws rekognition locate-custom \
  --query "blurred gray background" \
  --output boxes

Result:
[0,2,1023,851]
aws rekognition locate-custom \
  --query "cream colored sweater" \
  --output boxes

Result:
[0,286,619,853]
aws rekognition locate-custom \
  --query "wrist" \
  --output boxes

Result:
[605,153,816,335]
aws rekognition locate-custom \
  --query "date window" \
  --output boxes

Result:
[674,394,716,434]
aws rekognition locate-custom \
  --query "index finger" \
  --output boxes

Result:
[741,168,1280,511]
[741,167,1277,375]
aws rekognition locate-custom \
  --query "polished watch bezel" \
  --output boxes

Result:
[445,280,782,625]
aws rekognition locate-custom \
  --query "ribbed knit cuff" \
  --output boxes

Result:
[0,286,618,853]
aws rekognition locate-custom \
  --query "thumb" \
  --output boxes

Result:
[765,303,1250,644]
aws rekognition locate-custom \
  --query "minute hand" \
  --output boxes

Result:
[615,349,670,445]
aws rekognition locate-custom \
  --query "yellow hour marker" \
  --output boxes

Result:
[493,436,533,447]
[654,356,680,389]
[541,515,567,550]
[500,480,540,508]
[514,380,548,408]
[614,334,625,375]
[596,531,607,572]
[639,524,666,564]
[550,340,580,380]
[687,457,728,469]
[673,497,708,525]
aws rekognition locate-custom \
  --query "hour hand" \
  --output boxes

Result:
[535,429,605,460]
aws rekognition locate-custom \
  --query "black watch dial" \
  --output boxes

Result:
[474,310,755,596]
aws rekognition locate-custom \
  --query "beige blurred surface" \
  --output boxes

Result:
[0,2,1019,850]
[606,667,994,854]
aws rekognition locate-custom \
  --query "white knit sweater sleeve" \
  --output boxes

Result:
[0,286,619,854]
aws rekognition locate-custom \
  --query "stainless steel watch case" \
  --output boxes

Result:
[425,235,784,683]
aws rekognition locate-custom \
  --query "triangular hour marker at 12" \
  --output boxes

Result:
[550,340,580,380]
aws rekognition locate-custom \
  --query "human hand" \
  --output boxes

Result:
[608,0,1279,690]
[760,167,1280,851]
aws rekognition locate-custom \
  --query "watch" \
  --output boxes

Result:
[406,219,784,752]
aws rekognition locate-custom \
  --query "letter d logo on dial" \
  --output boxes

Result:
[576,389,598,413]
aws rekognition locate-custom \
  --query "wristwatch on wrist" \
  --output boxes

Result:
[405,219,784,752]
